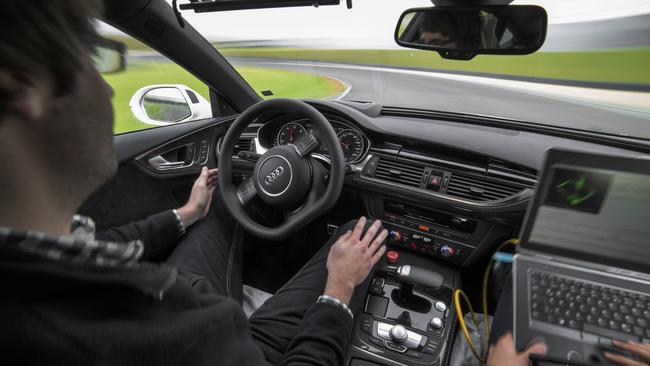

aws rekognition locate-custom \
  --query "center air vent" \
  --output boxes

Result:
[374,156,425,188]
[233,137,252,155]
[446,173,522,201]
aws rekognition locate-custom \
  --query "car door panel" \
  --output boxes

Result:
[80,116,234,230]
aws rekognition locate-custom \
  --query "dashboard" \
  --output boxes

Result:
[256,115,371,164]
[129,98,646,267]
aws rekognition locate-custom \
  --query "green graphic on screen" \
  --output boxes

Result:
[555,175,597,206]
[545,168,612,214]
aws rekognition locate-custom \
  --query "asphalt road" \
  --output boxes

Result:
[230,59,650,140]
[542,14,650,51]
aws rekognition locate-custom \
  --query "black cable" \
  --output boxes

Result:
[172,0,185,28]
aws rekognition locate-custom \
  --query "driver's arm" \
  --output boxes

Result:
[282,218,388,365]
[96,167,218,261]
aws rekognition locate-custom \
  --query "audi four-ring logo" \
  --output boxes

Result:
[264,166,284,185]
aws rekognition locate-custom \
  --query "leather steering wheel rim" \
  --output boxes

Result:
[218,98,345,241]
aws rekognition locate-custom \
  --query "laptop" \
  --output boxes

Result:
[514,148,650,365]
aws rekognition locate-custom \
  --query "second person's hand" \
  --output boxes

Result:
[604,340,650,366]
[324,217,388,305]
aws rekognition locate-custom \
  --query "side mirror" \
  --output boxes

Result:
[129,84,211,126]
[395,5,547,60]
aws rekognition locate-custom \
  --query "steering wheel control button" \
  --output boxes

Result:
[434,301,447,312]
[386,251,399,264]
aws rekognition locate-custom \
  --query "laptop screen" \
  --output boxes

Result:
[520,149,650,273]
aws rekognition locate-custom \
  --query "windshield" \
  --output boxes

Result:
[183,1,650,139]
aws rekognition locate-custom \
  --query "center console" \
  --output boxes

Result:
[346,251,461,366]
[367,197,512,267]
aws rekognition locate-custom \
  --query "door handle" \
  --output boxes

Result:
[148,155,189,171]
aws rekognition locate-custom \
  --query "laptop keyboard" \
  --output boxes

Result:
[530,271,650,341]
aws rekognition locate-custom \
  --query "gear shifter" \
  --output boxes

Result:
[385,265,443,312]
[391,265,444,289]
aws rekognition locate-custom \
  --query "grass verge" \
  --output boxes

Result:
[219,47,650,85]
[103,35,649,85]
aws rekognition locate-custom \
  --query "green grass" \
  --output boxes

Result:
[103,34,649,84]
[104,61,345,134]
[219,47,650,85]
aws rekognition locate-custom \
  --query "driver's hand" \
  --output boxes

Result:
[177,167,219,228]
[487,333,547,366]
[324,217,387,305]
[604,340,650,366]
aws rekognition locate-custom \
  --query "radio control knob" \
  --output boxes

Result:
[440,245,455,258]
[430,317,443,329]
[389,325,409,344]
[389,230,402,241]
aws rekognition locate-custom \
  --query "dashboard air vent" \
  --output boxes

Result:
[233,138,252,155]
[374,157,425,188]
[446,173,522,201]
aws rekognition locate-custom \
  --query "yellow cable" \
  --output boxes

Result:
[454,238,520,363]
[454,288,486,363]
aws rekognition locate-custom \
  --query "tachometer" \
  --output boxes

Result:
[276,123,307,145]
[337,129,364,163]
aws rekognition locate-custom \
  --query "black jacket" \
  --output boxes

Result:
[0,211,352,365]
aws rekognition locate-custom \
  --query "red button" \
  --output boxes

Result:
[386,251,399,264]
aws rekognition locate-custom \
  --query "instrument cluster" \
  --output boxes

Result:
[258,117,371,164]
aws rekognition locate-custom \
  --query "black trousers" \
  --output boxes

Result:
[166,193,368,364]
[489,274,514,345]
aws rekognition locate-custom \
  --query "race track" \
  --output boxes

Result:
[231,59,650,139]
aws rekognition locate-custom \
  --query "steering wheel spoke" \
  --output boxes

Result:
[290,133,320,157]
[236,177,257,205]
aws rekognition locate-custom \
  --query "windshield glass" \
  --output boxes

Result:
[190,0,650,139]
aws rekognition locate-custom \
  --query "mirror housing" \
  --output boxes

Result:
[395,5,547,60]
[129,85,211,126]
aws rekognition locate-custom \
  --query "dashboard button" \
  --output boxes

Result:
[386,251,399,264]
[368,336,384,348]
[430,317,443,329]
[405,350,423,359]
[389,230,402,242]
[434,301,447,312]
[440,245,455,258]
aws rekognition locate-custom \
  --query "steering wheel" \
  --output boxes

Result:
[219,99,345,241]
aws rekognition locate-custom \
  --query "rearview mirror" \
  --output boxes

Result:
[395,5,547,60]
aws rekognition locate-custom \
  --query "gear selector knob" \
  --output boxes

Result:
[389,325,409,343]
[394,265,443,289]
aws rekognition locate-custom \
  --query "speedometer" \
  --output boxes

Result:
[276,123,307,145]
[337,129,364,163]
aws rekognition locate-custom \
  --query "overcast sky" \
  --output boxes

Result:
[100,0,650,48]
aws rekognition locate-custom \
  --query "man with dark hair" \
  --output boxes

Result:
[0,1,387,365]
